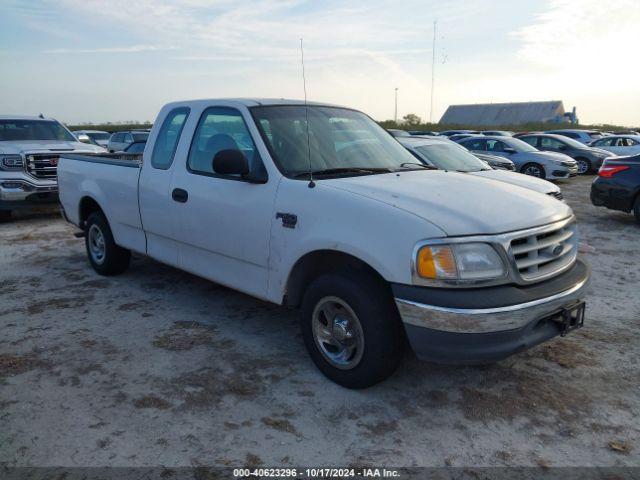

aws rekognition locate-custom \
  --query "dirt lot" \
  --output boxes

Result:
[0,175,638,468]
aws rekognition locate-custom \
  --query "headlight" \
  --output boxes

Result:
[415,242,506,283]
[0,155,24,170]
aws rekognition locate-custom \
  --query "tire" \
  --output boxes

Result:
[521,163,546,179]
[0,210,12,222]
[634,196,640,224]
[85,211,131,275]
[300,271,404,389]
[575,158,591,175]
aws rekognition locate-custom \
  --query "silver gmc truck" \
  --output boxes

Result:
[0,115,105,221]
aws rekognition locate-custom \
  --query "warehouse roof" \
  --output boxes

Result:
[440,101,566,126]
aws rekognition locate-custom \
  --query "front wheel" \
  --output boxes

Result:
[521,163,546,179]
[575,158,592,175]
[85,211,131,275]
[301,271,404,389]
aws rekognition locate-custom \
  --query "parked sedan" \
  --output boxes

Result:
[591,154,640,223]
[457,136,577,180]
[518,133,613,175]
[107,130,150,153]
[546,129,602,144]
[473,152,515,171]
[481,130,513,137]
[589,135,640,156]
[73,130,111,148]
[438,129,481,137]
[398,137,562,198]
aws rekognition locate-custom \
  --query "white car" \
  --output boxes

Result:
[546,129,603,144]
[589,135,640,156]
[57,98,590,388]
[73,130,111,148]
[398,137,564,200]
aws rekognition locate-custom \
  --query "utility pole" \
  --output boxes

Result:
[429,20,437,124]
[394,87,399,123]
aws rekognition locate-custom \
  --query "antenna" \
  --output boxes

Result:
[429,20,437,123]
[300,38,315,188]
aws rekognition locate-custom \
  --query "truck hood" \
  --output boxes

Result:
[470,169,559,195]
[0,140,105,154]
[323,170,572,236]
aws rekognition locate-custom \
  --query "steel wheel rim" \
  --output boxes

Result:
[577,160,588,174]
[88,224,106,264]
[524,165,542,177]
[311,296,365,370]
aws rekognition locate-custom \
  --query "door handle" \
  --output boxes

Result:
[172,188,188,203]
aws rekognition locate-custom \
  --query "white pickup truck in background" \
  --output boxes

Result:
[58,99,590,388]
[0,115,105,221]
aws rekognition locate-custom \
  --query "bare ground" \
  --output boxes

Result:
[0,176,638,468]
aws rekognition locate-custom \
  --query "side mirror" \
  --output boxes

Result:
[212,149,249,176]
[77,133,92,144]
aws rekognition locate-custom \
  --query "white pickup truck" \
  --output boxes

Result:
[58,99,590,388]
[0,115,105,221]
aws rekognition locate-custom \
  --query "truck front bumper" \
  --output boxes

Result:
[393,259,590,364]
[0,178,58,209]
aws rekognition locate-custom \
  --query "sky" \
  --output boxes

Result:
[1,0,639,126]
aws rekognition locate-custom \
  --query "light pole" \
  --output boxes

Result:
[394,87,399,124]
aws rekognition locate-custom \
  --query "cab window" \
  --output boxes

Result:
[151,107,190,169]
[188,107,259,177]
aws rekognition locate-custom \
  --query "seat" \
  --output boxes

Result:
[192,133,240,173]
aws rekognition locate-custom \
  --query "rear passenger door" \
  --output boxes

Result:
[169,105,278,300]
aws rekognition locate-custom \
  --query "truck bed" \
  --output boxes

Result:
[61,152,143,168]
[58,152,146,254]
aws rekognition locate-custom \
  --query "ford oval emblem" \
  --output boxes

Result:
[551,245,563,256]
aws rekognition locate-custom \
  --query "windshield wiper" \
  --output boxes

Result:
[293,167,393,178]
[396,162,438,171]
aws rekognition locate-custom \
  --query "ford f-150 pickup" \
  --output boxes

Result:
[0,115,105,221]
[58,99,590,388]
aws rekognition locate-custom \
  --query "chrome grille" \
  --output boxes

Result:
[25,154,59,179]
[509,221,578,281]
[548,191,563,200]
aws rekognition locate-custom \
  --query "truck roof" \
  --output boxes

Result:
[163,98,344,109]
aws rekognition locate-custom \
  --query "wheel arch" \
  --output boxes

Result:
[78,196,105,229]
[283,249,389,307]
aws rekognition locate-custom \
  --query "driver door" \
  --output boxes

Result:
[169,105,278,300]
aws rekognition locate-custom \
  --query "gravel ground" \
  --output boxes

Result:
[0,175,638,469]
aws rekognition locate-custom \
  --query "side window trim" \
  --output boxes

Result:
[150,107,190,170]
[186,106,266,183]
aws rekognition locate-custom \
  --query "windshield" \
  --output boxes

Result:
[503,137,538,153]
[132,132,149,142]
[251,106,418,177]
[414,143,490,172]
[552,135,588,149]
[0,120,76,142]
[87,132,110,141]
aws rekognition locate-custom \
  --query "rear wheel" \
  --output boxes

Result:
[300,271,404,389]
[85,211,130,275]
[575,158,591,175]
[521,163,546,179]
[0,210,12,222]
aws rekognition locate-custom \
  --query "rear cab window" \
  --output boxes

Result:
[151,107,190,169]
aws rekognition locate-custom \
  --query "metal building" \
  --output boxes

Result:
[439,101,577,126]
